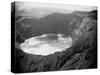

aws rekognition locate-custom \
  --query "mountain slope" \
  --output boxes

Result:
[14,10,97,73]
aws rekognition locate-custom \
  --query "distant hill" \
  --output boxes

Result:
[16,12,83,40]
[15,10,97,43]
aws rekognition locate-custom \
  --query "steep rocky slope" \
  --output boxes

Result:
[13,10,97,73]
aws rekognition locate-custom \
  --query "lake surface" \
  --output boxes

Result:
[20,34,73,56]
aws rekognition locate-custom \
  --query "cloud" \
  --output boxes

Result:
[15,2,97,18]
[16,2,97,12]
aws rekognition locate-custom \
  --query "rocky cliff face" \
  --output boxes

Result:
[14,10,97,73]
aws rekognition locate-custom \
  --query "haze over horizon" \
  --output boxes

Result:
[15,2,97,18]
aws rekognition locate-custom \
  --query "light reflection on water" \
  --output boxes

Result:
[20,34,72,56]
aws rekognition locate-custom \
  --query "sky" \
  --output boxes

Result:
[16,2,97,11]
[15,2,97,18]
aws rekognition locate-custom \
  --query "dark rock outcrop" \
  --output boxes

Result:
[13,10,97,73]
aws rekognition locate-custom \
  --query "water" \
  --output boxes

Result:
[20,34,72,56]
